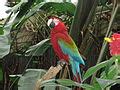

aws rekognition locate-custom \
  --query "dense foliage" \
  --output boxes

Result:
[0,0,120,90]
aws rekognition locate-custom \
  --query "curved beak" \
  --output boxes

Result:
[47,19,53,26]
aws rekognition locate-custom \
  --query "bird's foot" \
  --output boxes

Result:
[57,60,67,67]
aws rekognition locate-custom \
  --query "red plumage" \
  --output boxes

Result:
[50,20,70,62]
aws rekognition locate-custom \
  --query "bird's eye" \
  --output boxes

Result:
[47,18,59,28]
[49,21,55,28]
[47,19,55,28]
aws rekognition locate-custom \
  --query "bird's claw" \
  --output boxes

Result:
[57,60,67,67]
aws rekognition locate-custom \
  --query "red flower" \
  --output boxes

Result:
[109,33,120,56]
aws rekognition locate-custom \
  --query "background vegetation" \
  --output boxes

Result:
[0,0,120,90]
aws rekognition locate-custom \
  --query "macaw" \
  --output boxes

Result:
[105,33,120,56]
[47,17,85,82]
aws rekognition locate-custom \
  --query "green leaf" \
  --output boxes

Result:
[15,2,47,28]
[83,58,115,80]
[56,79,77,86]
[0,31,10,58]
[0,25,4,35]
[41,79,72,90]
[11,0,28,13]
[92,80,101,90]
[18,69,46,90]
[25,39,50,56]
[41,82,71,90]
[17,2,75,28]
[80,84,94,90]
[41,2,75,16]
[41,79,56,85]
[42,81,94,90]
[5,0,44,31]
[115,55,120,74]
[35,0,45,4]
[56,79,94,89]
[101,65,118,79]
[43,79,94,90]
[0,13,16,58]
[0,1,34,58]
[99,0,107,6]
[115,55,120,63]
[12,0,36,28]
[96,78,115,89]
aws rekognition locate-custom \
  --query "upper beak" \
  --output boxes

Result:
[47,19,53,26]
[104,37,112,42]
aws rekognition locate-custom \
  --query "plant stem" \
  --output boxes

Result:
[90,3,119,84]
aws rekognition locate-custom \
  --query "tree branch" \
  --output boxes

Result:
[34,61,66,90]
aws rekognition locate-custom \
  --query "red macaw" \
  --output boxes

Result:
[47,17,85,82]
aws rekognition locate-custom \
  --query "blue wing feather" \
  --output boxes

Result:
[58,38,85,65]
[57,35,85,82]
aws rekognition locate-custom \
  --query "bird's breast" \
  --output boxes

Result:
[50,33,69,62]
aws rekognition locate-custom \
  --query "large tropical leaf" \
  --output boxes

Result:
[13,2,75,30]
[41,82,71,90]
[0,28,10,58]
[0,0,36,58]
[12,0,36,28]
[41,79,94,90]
[101,65,118,80]
[18,69,46,90]
[57,79,94,89]
[96,78,116,89]
[40,2,75,16]
[18,70,72,90]
[25,39,51,56]
[83,58,115,81]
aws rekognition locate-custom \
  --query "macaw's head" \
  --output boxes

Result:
[47,17,67,33]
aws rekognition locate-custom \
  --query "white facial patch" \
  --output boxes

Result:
[47,18,60,27]
[53,18,59,26]
[47,19,53,26]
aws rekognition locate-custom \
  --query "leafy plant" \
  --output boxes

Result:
[41,56,120,90]
[25,39,50,56]
[1,0,76,90]
[18,69,46,90]
[0,24,10,58]
[1,0,120,90]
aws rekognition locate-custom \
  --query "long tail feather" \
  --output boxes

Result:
[73,73,81,83]
[70,60,82,83]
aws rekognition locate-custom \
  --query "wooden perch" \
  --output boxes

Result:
[34,61,66,90]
